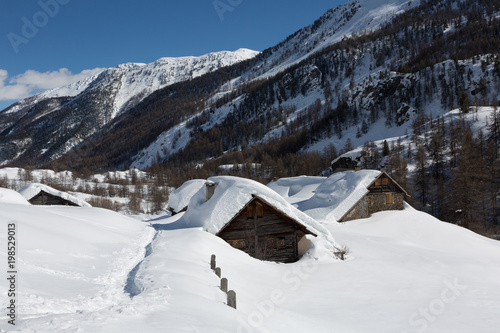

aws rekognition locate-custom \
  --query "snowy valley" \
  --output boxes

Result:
[1,173,500,332]
[1,0,500,331]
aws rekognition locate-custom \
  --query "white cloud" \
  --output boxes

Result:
[0,69,33,100]
[0,67,105,101]
[0,69,7,84]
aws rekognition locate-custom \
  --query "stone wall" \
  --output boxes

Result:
[340,192,405,222]
[368,193,405,215]
[341,197,369,222]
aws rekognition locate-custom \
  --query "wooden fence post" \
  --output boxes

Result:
[220,278,228,293]
[210,254,216,270]
[215,267,221,278]
[227,290,237,309]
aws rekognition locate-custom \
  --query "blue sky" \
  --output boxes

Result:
[0,0,344,110]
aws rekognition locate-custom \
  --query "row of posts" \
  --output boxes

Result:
[211,254,236,309]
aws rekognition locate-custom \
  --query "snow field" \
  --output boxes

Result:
[1,189,499,332]
[0,195,155,332]
[121,205,500,333]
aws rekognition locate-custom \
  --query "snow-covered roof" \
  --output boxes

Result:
[182,176,336,245]
[167,179,206,214]
[267,176,326,204]
[18,183,91,207]
[297,170,383,222]
[0,188,30,205]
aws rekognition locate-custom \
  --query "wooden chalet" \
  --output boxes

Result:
[28,190,80,206]
[296,170,408,223]
[340,171,407,222]
[332,171,408,222]
[18,183,91,207]
[182,176,332,263]
[217,195,317,263]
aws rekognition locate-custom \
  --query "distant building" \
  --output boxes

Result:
[182,176,334,263]
[330,156,360,173]
[167,179,206,215]
[313,170,408,222]
[18,183,91,207]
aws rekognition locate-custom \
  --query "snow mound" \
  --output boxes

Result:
[0,187,30,205]
[267,176,326,204]
[167,179,206,214]
[18,183,91,207]
[182,176,337,251]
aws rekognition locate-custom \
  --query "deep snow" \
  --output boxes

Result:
[1,183,499,332]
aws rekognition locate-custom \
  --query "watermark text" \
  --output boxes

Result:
[213,0,243,21]
[403,278,467,333]
[6,222,17,326]
[7,0,71,54]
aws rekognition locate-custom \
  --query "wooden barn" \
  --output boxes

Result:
[182,176,332,263]
[18,183,91,207]
[340,171,408,222]
[312,170,408,222]
[217,195,317,263]
[28,190,80,206]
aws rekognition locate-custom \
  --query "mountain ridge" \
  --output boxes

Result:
[0,0,498,174]
[0,48,259,166]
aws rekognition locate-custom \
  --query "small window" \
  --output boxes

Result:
[375,179,382,186]
[230,239,246,249]
[266,237,275,249]
[256,203,264,218]
[246,205,254,218]
[386,193,394,204]
[382,178,389,186]
[277,238,286,248]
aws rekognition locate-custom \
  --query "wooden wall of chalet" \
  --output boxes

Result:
[29,191,79,207]
[217,198,311,263]
[340,174,405,222]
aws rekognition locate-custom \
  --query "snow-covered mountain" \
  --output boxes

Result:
[243,0,421,81]
[2,48,258,119]
[0,49,258,166]
[128,0,499,170]
[1,0,498,174]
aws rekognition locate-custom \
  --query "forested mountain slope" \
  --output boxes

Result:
[0,49,258,166]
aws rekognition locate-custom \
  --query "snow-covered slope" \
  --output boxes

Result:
[0,49,258,166]
[129,0,500,172]
[327,106,498,173]
[0,71,104,116]
[1,48,258,119]
[129,0,423,169]
[0,187,30,205]
[2,0,498,174]
[0,195,155,329]
[245,0,421,81]
[3,199,499,332]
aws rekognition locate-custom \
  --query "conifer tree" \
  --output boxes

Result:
[447,130,488,228]
[459,92,471,114]
[383,140,390,157]
[488,102,500,153]
[414,144,428,209]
